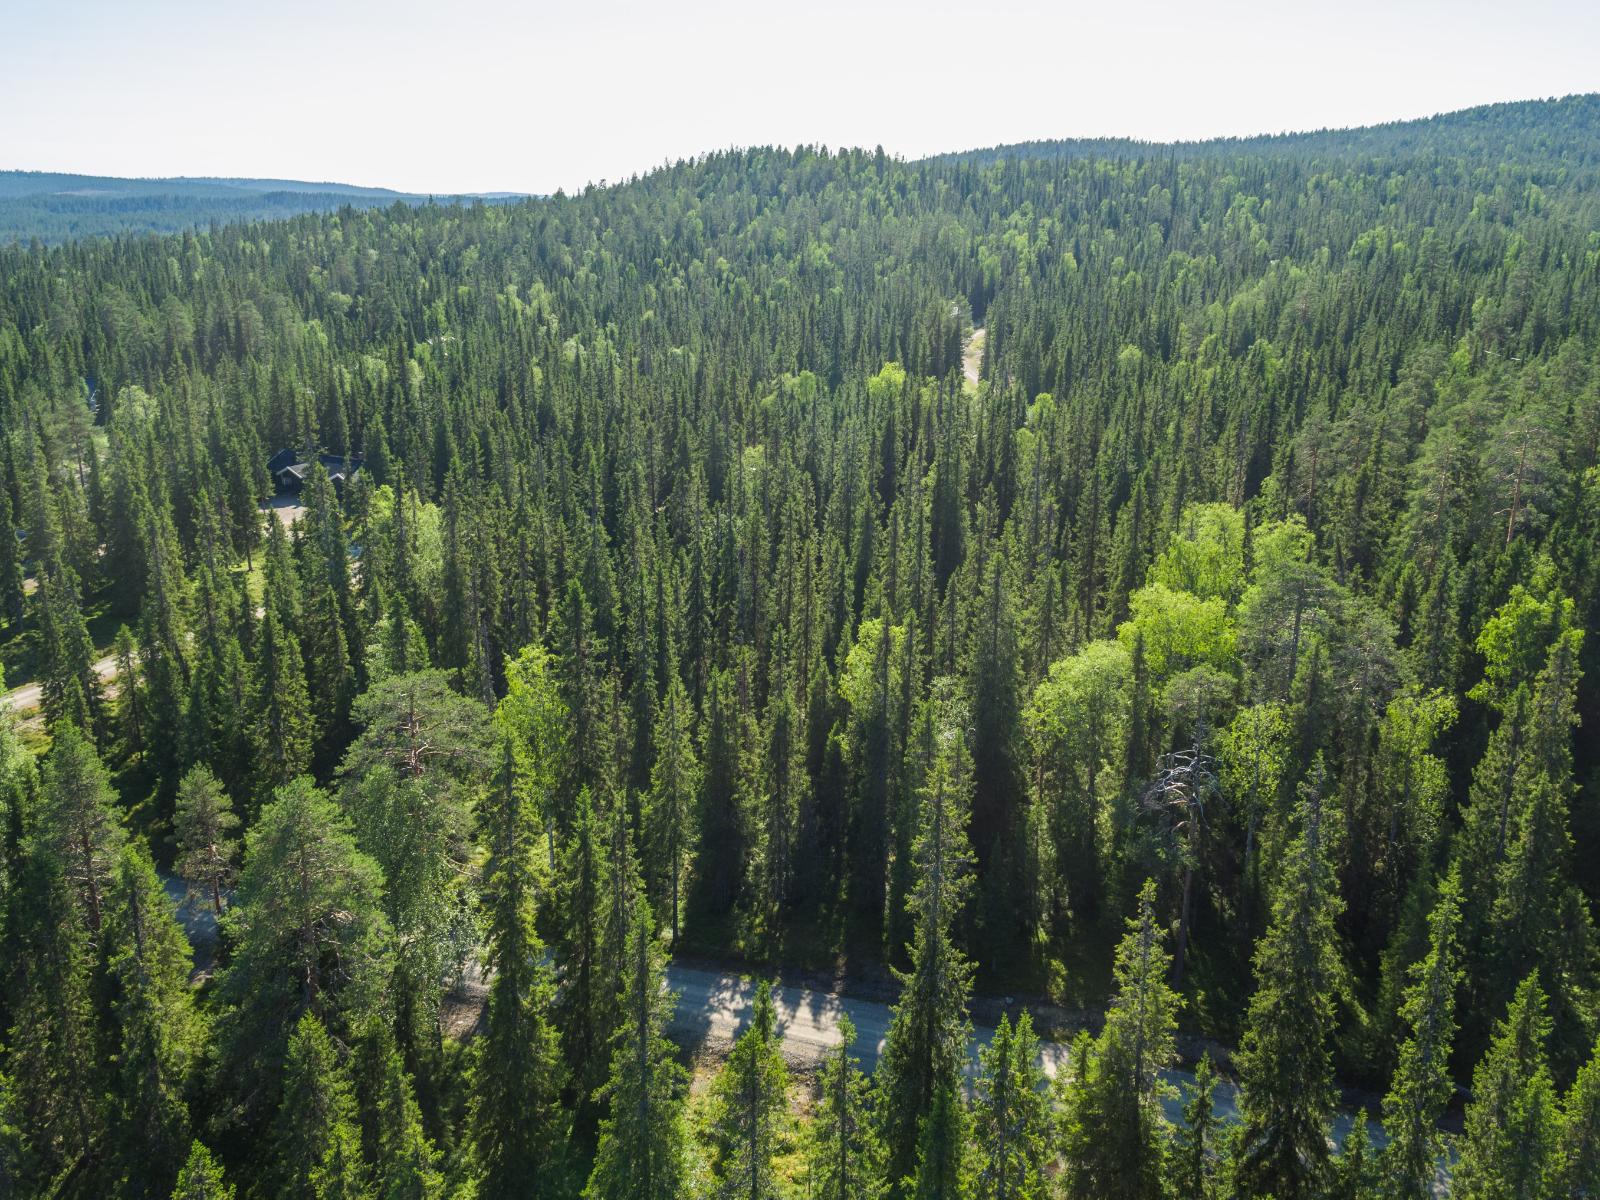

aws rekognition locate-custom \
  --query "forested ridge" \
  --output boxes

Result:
[0,95,1599,1198]
[0,171,521,247]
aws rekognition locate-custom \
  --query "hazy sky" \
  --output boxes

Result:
[4,0,1597,194]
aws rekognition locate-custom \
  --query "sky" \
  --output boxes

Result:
[3,0,1597,195]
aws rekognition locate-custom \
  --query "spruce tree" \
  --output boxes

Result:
[584,891,688,1200]
[351,1020,443,1200]
[1,845,103,1191]
[806,1013,885,1200]
[972,1011,1049,1200]
[1171,1053,1224,1200]
[272,1012,369,1200]
[912,1081,972,1200]
[37,722,123,937]
[875,681,974,1194]
[707,981,790,1200]
[171,1141,235,1200]
[1563,1038,1600,1198]
[1231,792,1344,1200]
[105,842,202,1197]
[644,662,698,943]
[1452,974,1562,1200]
[469,737,566,1198]
[1059,879,1179,1200]
[1379,868,1461,1199]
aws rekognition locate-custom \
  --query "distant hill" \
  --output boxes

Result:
[0,171,528,243]
[935,93,1600,168]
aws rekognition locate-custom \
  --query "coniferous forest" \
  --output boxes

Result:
[2,94,1600,1198]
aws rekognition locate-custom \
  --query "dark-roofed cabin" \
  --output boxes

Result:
[270,449,365,497]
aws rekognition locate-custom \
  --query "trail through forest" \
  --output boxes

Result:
[963,324,984,386]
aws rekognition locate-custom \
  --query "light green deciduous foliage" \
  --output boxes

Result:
[708,981,791,1200]
[1026,639,1130,920]
[498,641,571,853]
[1059,879,1179,1200]
[1116,583,1236,686]
[1218,701,1292,886]
[806,1013,885,1200]
[972,1011,1049,1200]
[1147,503,1247,607]
[1452,975,1563,1200]
[1371,688,1456,888]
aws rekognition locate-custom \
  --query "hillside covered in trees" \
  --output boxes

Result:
[1,94,1599,1198]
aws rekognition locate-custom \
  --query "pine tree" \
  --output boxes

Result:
[708,981,791,1200]
[213,778,392,1130]
[805,1013,885,1200]
[584,891,688,1200]
[1452,974,1562,1200]
[1231,792,1344,1200]
[1379,869,1461,1199]
[1059,879,1179,1200]
[470,737,566,1198]
[875,681,974,1194]
[171,1141,235,1200]
[37,721,124,937]
[972,1011,1049,1200]
[173,764,239,916]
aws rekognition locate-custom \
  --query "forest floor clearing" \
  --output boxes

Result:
[262,495,307,526]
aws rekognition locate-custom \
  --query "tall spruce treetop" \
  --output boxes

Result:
[1378,868,1462,1199]
[1059,878,1180,1200]
[1232,789,1345,1200]
[806,1013,885,1200]
[585,890,687,1200]
[707,981,791,1200]
[875,679,975,1195]
[470,736,566,1199]
[1452,974,1563,1200]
